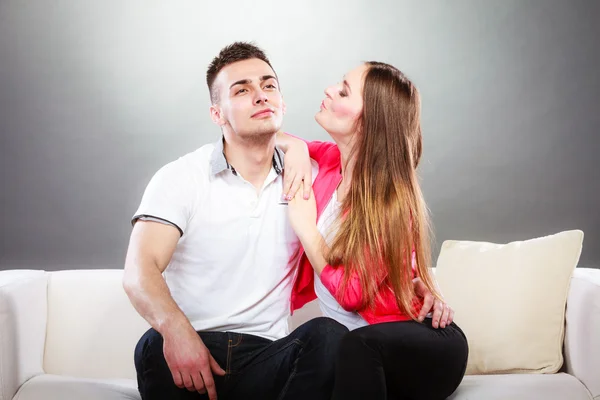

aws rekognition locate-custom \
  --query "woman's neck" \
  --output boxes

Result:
[331,132,357,201]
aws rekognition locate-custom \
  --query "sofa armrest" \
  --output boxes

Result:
[564,268,600,399]
[0,270,48,400]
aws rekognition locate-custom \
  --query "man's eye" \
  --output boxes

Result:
[236,88,247,95]
[339,90,347,97]
[265,84,277,89]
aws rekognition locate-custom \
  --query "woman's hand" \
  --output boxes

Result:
[275,131,312,201]
[414,277,454,328]
[281,141,312,201]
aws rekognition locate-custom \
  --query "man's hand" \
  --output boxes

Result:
[281,140,312,202]
[414,277,454,329]
[162,324,226,400]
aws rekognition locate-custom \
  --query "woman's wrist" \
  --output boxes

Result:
[299,227,328,275]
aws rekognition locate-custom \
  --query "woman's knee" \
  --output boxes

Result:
[337,326,381,357]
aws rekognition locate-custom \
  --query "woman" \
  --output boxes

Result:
[278,62,469,399]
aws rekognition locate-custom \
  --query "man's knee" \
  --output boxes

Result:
[299,317,348,354]
[134,328,166,371]
[305,317,348,337]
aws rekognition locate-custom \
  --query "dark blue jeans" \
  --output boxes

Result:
[331,318,469,400]
[134,317,348,400]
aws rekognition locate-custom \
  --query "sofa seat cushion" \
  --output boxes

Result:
[13,374,140,400]
[449,373,592,400]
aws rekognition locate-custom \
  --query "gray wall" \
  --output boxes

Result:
[1,0,598,270]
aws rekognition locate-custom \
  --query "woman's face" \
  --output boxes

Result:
[315,64,367,139]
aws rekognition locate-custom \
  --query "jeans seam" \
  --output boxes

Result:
[231,334,243,347]
[226,339,233,377]
[276,340,304,400]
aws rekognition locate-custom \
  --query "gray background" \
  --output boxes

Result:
[1,0,598,271]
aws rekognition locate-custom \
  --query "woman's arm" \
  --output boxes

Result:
[275,131,335,162]
[295,224,371,311]
[291,195,447,321]
[275,131,307,153]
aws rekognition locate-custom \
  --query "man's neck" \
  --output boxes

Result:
[223,134,276,191]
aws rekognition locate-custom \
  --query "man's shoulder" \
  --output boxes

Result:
[178,142,216,164]
[151,143,215,184]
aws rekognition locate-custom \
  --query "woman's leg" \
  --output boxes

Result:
[331,319,468,400]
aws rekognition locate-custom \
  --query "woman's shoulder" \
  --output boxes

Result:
[307,140,340,166]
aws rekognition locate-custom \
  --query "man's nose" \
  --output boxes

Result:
[254,89,268,104]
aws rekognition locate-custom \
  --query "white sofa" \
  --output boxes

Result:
[0,268,599,400]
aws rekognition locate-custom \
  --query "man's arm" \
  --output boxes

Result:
[123,220,185,332]
[123,221,224,399]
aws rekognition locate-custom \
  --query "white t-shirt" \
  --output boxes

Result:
[314,190,368,331]
[132,138,316,341]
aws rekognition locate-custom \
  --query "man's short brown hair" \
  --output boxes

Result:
[206,42,276,104]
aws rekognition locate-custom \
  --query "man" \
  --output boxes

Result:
[123,42,346,400]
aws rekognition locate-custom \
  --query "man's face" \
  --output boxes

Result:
[210,58,285,142]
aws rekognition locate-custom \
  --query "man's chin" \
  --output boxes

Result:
[237,126,280,144]
[251,121,282,134]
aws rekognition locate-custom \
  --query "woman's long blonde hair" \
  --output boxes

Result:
[327,61,441,318]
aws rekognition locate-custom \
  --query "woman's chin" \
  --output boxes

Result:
[314,112,325,127]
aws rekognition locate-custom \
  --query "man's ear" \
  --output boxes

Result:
[210,104,225,126]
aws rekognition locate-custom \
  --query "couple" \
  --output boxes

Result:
[123,41,468,400]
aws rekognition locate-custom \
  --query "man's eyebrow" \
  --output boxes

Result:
[229,79,250,89]
[229,75,278,90]
[343,79,352,93]
[260,75,277,82]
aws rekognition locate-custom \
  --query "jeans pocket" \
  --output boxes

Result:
[226,333,245,380]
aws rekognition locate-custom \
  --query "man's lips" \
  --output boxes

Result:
[252,109,274,118]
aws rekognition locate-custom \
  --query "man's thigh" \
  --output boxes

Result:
[222,330,300,398]
[134,329,231,400]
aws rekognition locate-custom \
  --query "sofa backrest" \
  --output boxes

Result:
[40,269,438,378]
[43,269,150,380]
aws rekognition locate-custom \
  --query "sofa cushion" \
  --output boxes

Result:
[0,270,47,400]
[435,230,583,375]
[564,268,600,399]
[43,270,150,380]
[448,373,592,400]
[13,375,140,400]
[14,373,591,400]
